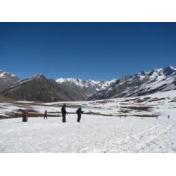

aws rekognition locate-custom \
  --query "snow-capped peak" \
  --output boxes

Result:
[56,77,115,89]
[31,74,46,80]
[56,78,82,84]
[0,70,20,91]
[134,66,176,82]
[0,70,17,79]
[56,77,116,97]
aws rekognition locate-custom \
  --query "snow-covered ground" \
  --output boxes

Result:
[0,90,176,153]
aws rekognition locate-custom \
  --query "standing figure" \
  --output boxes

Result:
[61,104,67,123]
[76,106,84,123]
[22,109,28,122]
[44,110,48,119]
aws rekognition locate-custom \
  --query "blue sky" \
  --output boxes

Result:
[0,22,176,80]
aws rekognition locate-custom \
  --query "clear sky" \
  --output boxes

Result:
[0,22,176,80]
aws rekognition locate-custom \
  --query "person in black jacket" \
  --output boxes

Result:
[44,110,48,119]
[76,106,84,123]
[61,104,67,123]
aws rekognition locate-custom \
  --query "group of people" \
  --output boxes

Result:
[61,104,84,123]
[22,104,84,123]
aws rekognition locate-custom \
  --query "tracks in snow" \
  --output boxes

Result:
[101,122,174,153]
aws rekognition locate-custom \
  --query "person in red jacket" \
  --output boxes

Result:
[22,109,28,122]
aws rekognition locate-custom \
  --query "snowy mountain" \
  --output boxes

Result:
[0,70,20,91]
[1,66,176,102]
[56,78,115,97]
[89,66,176,100]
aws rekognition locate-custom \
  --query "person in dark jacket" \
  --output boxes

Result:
[22,110,28,122]
[44,110,48,119]
[76,106,84,123]
[61,104,67,123]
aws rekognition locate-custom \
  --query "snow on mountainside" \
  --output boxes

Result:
[89,66,176,100]
[56,78,115,97]
[56,78,115,90]
[0,70,20,91]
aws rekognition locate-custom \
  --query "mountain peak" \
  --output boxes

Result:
[56,77,115,97]
[0,70,20,91]
[163,66,176,75]
[0,70,17,78]
[32,74,46,80]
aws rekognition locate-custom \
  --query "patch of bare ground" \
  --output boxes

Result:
[121,106,153,111]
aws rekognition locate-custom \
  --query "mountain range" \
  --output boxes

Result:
[0,66,175,102]
[89,66,176,100]
[0,73,112,102]
[56,78,115,97]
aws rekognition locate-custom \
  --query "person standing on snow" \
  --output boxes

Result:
[76,106,84,123]
[22,109,28,122]
[61,104,67,123]
[44,110,48,119]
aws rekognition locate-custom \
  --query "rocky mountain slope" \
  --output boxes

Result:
[2,75,87,102]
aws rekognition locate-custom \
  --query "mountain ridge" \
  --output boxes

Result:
[89,66,176,100]
[0,66,176,102]
[2,74,87,102]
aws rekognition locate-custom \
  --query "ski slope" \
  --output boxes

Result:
[0,91,176,153]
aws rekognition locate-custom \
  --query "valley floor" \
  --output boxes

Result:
[0,115,176,153]
[0,91,176,153]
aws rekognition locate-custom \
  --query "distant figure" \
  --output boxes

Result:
[61,104,67,123]
[22,110,28,122]
[44,110,48,119]
[168,115,170,119]
[76,106,84,123]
